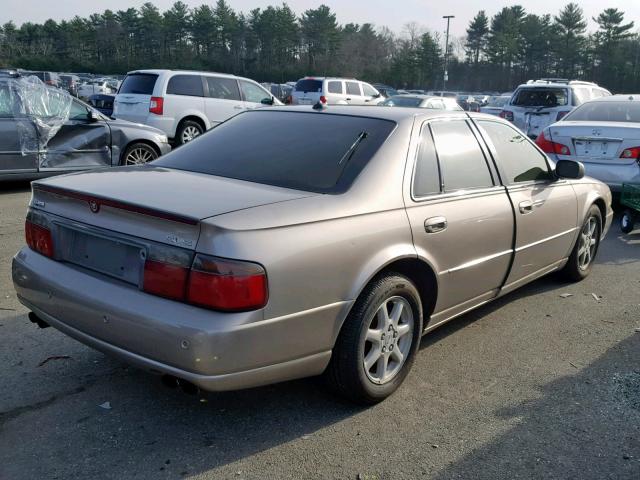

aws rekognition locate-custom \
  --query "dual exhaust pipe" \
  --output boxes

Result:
[28,311,50,329]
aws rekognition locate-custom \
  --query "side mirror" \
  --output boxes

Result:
[87,110,100,122]
[373,93,381,98]
[261,96,275,106]
[555,159,584,179]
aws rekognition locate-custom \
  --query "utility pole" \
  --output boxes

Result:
[442,15,454,91]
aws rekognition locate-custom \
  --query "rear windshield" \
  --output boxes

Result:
[512,88,568,107]
[118,73,158,95]
[383,96,422,107]
[564,101,640,123]
[295,79,322,93]
[153,111,396,194]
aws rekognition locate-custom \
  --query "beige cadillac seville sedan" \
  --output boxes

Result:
[12,106,613,404]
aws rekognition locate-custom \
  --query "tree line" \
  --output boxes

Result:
[0,1,638,92]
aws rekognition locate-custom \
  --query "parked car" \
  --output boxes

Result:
[372,83,399,98]
[77,80,115,100]
[430,91,458,98]
[290,77,383,106]
[27,71,61,88]
[536,95,640,192]
[59,74,81,97]
[480,94,512,116]
[113,69,282,145]
[501,79,611,139]
[381,94,462,111]
[13,106,612,404]
[0,77,170,181]
[88,93,115,116]
[456,94,480,112]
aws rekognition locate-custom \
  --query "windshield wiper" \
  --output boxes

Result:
[338,131,368,166]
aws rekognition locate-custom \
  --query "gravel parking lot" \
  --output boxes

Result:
[0,182,638,480]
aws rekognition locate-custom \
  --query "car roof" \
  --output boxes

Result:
[389,94,449,100]
[585,94,639,102]
[127,69,237,79]
[265,105,486,122]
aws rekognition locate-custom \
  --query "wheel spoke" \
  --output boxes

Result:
[390,347,404,364]
[366,328,382,344]
[396,323,411,338]
[364,346,382,371]
[376,354,389,381]
[377,304,391,329]
[590,237,596,246]
[390,300,404,327]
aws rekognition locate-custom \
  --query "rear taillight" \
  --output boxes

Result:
[620,147,640,159]
[149,96,164,115]
[285,95,292,104]
[25,220,54,258]
[320,95,327,104]
[187,254,268,311]
[556,111,570,121]
[499,110,514,122]
[535,130,571,155]
[141,247,268,312]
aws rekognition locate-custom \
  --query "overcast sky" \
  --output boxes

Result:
[2,0,639,37]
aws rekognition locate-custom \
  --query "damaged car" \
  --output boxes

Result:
[0,76,171,181]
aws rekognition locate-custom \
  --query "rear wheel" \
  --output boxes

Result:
[121,142,158,166]
[324,273,423,404]
[176,120,203,145]
[562,205,601,281]
[621,209,635,234]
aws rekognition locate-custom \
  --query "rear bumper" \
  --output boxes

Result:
[12,248,342,391]
[550,156,640,192]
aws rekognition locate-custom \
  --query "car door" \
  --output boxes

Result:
[238,80,273,110]
[0,82,38,174]
[361,83,380,104]
[404,118,515,327]
[345,81,363,105]
[475,119,578,293]
[203,75,244,125]
[42,100,111,170]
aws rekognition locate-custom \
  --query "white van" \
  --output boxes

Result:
[113,70,282,145]
[290,77,383,106]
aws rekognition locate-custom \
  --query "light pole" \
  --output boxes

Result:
[442,15,454,91]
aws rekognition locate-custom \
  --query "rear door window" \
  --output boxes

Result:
[206,76,240,101]
[512,88,568,107]
[478,120,552,183]
[295,79,322,93]
[327,81,343,94]
[346,82,362,96]
[412,125,441,197]
[572,87,591,106]
[167,75,204,97]
[153,111,396,194]
[430,120,494,191]
[118,73,158,95]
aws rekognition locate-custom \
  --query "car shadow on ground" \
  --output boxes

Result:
[432,332,640,480]
[0,180,31,194]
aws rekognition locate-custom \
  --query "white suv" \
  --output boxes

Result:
[500,79,611,139]
[113,70,282,145]
[290,77,383,106]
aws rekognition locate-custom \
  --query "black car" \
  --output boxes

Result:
[372,83,399,98]
[0,77,171,181]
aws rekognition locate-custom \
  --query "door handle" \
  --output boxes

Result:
[424,216,447,233]
[519,200,533,214]
[346,98,352,101]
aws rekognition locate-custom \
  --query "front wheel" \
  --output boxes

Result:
[324,273,423,404]
[176,120,203,145]
[121,142,158,166]
[562,205,602,281]
[621,209,635,234]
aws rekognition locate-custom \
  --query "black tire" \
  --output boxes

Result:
[561,205,602,282]
[121,142,158,166]
[324,273,423,405]
[620,209,635,234]
[176,119,204,145]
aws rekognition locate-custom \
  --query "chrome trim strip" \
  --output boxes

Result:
[441,249,513,274]
[412,186,506,204]
[515,227,577,253]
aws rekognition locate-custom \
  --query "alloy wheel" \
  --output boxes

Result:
[181,125,201,143]
[578,216,598,270]
[125,147,155,165]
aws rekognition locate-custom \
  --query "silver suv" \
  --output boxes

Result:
[291,77,383,106]
[501,79,611,139]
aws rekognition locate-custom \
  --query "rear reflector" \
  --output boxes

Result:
[187,255,268,311]
[320,95,327,104]
[149,97,164,115]
[25,220,54,258]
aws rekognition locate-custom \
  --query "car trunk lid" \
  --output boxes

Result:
[548,121,640,164]
[113,73,159,123]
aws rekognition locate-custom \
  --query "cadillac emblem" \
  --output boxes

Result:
[89,200,100,213]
